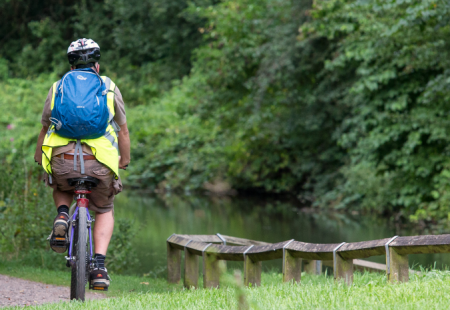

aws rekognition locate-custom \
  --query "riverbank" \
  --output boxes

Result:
[2,260,450,309]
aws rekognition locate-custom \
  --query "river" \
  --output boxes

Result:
[114,192,450,276]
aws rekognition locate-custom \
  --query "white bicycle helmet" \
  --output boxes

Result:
[67,38,101,67]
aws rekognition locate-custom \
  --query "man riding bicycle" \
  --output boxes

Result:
[34,38,130,290]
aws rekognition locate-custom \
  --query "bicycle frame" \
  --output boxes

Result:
[66,189,94,268]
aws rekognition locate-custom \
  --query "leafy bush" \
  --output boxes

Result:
[301,0,450,222]
[4,0,450,228]
[127,0,345,199]
[0,74,56,255]
[107,218,139,274]
[0,0,216,103]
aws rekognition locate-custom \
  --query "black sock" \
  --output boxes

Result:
[57,205,69,215]
[94,253,106,269]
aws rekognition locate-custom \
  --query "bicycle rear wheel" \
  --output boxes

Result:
[70,207,87,301]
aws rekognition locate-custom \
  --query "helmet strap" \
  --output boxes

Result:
[75,63,95,69]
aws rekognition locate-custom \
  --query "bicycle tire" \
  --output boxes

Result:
[70,207,87,301]
[70,223,77,300]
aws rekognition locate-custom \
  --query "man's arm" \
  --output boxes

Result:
[36,86,53,165]
[118,122,130,169]
[35,126,49,165]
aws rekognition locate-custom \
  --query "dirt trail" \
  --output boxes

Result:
[0,274,106,307]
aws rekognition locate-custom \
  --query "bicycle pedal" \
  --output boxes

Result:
[89,283,108,291]
[49,238,68,247]
[49,235,69,253]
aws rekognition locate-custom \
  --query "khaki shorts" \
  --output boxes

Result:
[44,156,122,213]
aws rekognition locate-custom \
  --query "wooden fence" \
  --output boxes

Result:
[167,233,450,288]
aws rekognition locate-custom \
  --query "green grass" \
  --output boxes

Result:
[3,261,450,309]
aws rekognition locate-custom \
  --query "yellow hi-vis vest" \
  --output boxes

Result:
[42,76,119,179]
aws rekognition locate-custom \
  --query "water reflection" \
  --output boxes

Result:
[114,192,450,275]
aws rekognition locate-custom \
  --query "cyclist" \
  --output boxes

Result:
[34,38,130,290]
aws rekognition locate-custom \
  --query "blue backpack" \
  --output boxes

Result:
[51,68,109,140]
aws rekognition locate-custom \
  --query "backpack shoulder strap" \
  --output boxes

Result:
[101,76,111,90]
[54,73,67,95]
[101,76,118,126]
[101,76,115,92]
[50,79,61,110]
[55,79,62,91]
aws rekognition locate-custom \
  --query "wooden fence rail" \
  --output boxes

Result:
[167,233,448,288]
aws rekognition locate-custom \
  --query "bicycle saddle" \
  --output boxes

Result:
[67,176,100,187]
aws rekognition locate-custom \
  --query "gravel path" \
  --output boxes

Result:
[0,274,106,307]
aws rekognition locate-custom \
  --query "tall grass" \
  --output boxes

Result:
[3,268,450,310]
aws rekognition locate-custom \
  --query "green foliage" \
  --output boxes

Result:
[0,74,56,255]
[128,0,346,198]
[126,0,450,223]
[0,158,54,255]
[4,0,450,224]
[301,0,450,221]
[0,0,215,103]
[107,218,139,274]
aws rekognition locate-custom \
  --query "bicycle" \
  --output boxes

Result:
[49,176,104,301]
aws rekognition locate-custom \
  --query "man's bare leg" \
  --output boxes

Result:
[50,189,73,253]
[93,211,114,255]
[53,189,73,209]
[53,189,113,254]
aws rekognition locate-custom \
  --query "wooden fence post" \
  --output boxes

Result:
[184,248,199,289]
[203,252,220,288]
[304,260,322,275]
[283,250,301,283]
[167,242,181,283]
[216,233,228,273]
[334,255,353,285]
[387,248,409,283]
[244,255,261,287]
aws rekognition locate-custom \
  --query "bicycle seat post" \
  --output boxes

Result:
[67,176,100,208]
[74,181,91,208]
